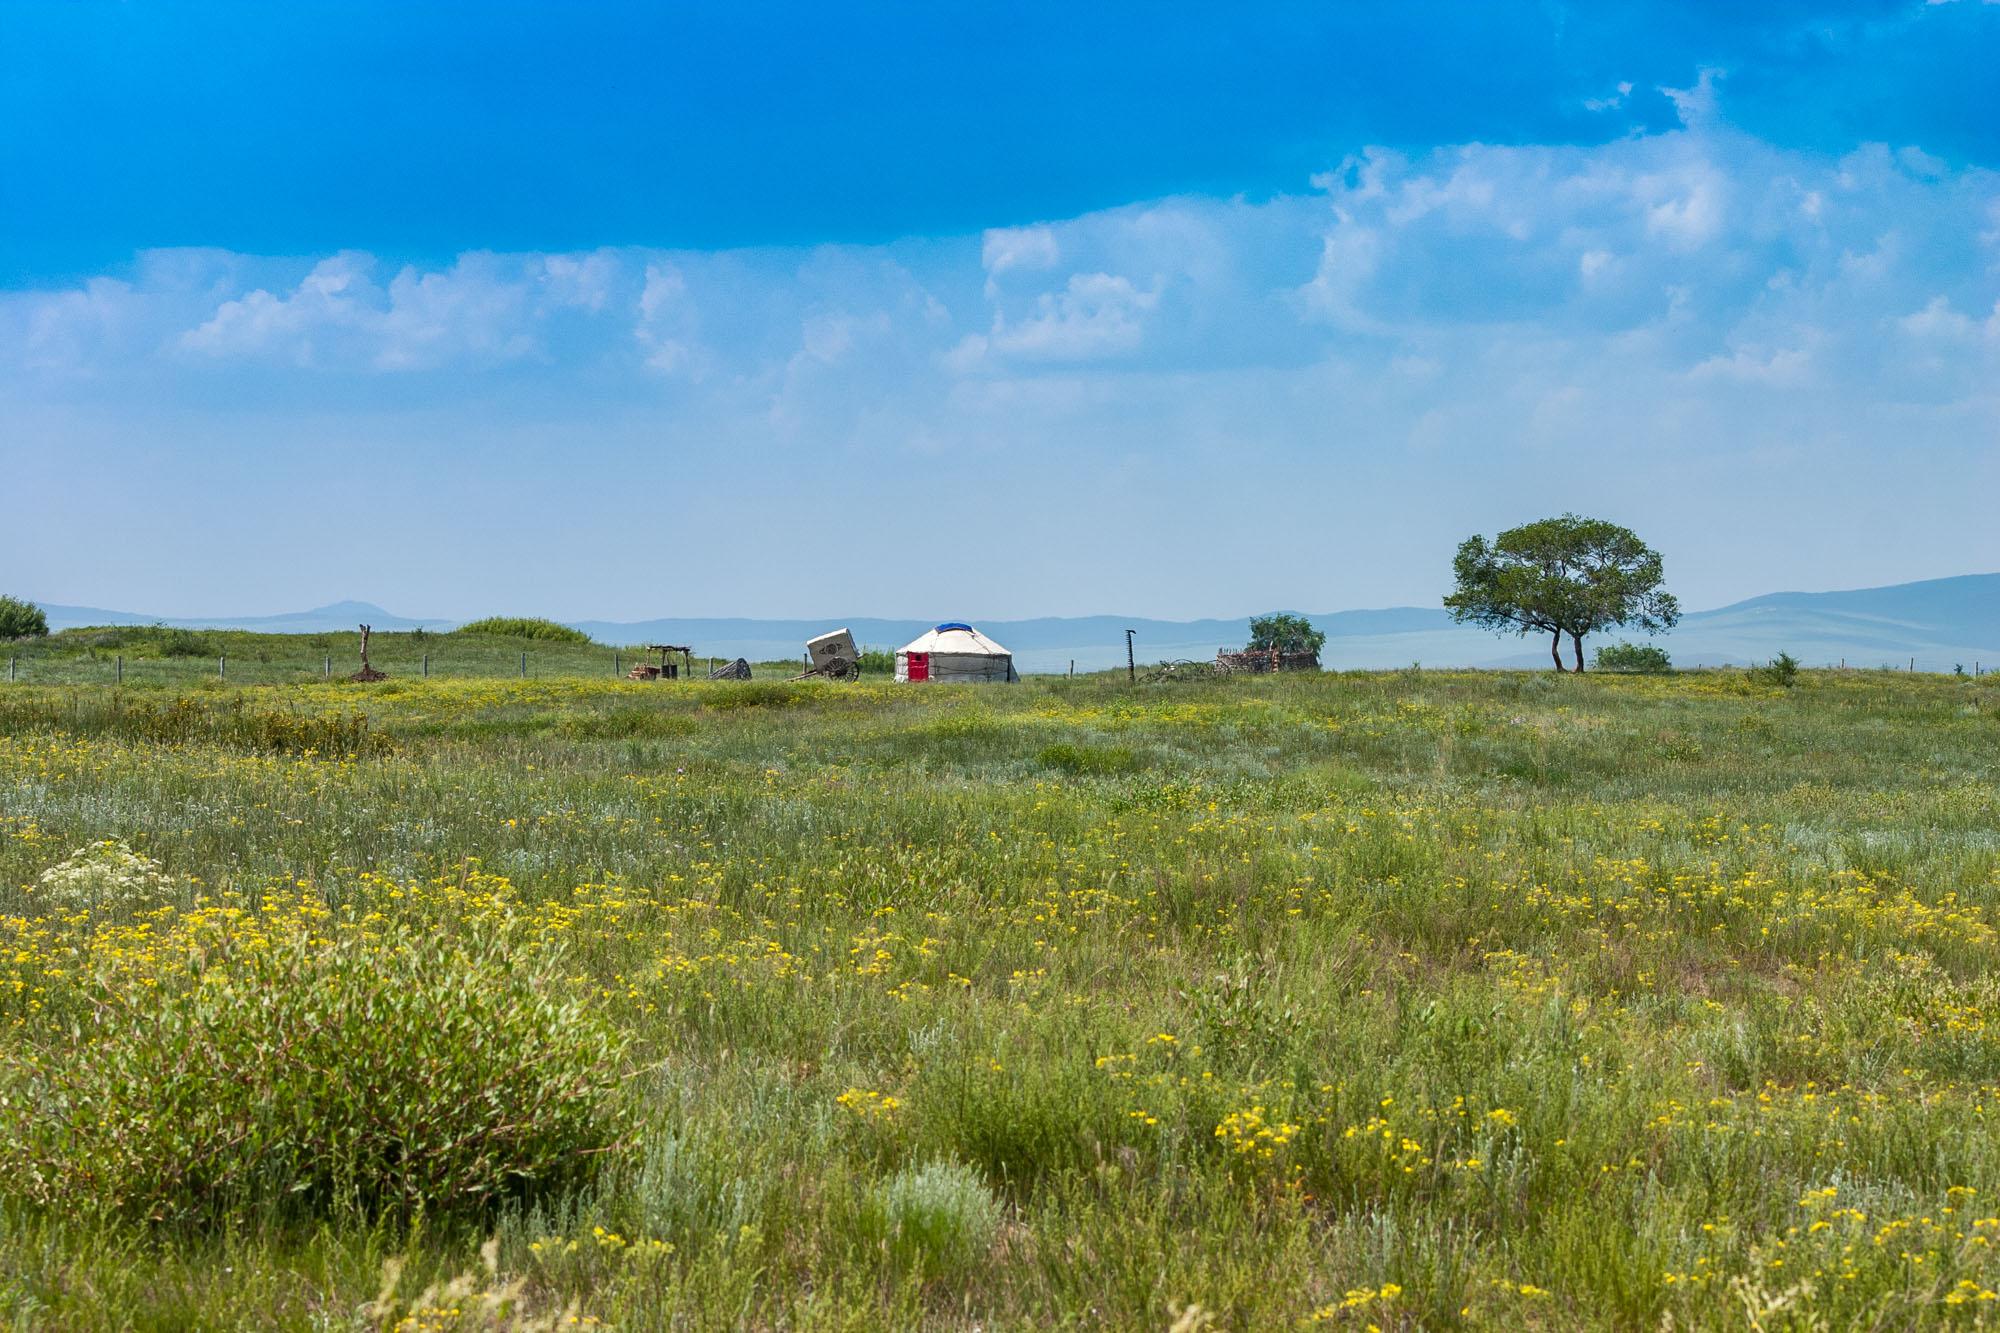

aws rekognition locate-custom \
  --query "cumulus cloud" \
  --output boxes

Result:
[956,271,1161,368]
[1662,67,1724,129]
[3,115,1994,500]
[634,261,701,374]
[176,250,622,370]
[981,225,1060,278]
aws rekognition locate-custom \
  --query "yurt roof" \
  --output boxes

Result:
[898,623,1013,656]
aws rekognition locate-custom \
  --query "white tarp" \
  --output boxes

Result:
[895,623,1019,683]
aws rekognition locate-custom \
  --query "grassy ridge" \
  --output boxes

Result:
[2,669,1999,1327]
[0,625,823,685]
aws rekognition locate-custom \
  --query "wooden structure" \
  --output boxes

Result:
[628,644,693,681]
[1215,646,1320,675]
[792,627,863,682]
[349,622,388,682]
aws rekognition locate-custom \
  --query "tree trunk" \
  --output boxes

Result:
[1550,629,1565,672]
[1571,632,1586,673]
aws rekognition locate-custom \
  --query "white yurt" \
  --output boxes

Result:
[895,623,1019,683]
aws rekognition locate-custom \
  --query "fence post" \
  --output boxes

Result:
[324,654,331,680]
[6,657,12,683]
[219,654,226,681]
[423,653,429,679]
[614,651,621,677]
[520,651,527,679]
[117,655,123,685]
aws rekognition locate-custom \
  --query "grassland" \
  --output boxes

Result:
[2,625,811,686]
[2,662,1999,1329]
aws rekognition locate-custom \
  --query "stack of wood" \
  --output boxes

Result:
[1214,646,1320,674]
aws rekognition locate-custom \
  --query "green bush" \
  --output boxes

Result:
[157,626,212,657]
[858,1160,1001,1275]
[454,617,594,644]
[1593,641,1672,674]
[1246,612,1325,655]
[1750,651,1802,688]
[0,594,49,638]
[0,928,631,1225]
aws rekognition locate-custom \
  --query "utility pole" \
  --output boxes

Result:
[1124,628,1136,683]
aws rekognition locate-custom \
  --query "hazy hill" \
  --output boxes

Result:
[30,575,2000,674]
[36,600,452,634]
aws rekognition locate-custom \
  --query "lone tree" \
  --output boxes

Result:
[1246,613,1326,655]
[0,595,49,639]
[1444,515,1679,672]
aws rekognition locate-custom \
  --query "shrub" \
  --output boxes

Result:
[0,928,631,1225]
[31,839,178,913]
[157,626,210,657]
[1036,742,1140,775]
[1594,642,1672,674]
[1750,652,1801,688]
[454,617,594,644]
[858,1160,1001,1275]
[0,594,49,638]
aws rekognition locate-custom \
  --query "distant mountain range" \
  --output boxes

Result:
[34,574,2000,673]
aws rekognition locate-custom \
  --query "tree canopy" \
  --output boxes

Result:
[0,595,48,639]
[1246,613,1326,656]
[1444,515,1678,672]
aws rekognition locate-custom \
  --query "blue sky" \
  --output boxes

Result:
[5,1,1998,620]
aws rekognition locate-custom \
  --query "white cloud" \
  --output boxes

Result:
[1689,344,1813,385]
[1899,295,2000,343]
[1661,67,1724,129]
[958,271,1161,367]
[1584,81,1634,113]
[980,225,1060,278]
[175,250,621,370]
[634,261,701,374]
[21,277,144,373]
[4,113,1994,524]
[1644,172,1726,249]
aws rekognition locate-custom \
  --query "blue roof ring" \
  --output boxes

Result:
[934,622,973,632]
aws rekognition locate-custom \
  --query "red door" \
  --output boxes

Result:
[906,652,930,681]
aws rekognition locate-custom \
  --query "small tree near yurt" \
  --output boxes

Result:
[1247,613,1325,656]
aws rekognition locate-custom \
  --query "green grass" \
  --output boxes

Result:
[2,667,1999,1328]
[0,625,824,686]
